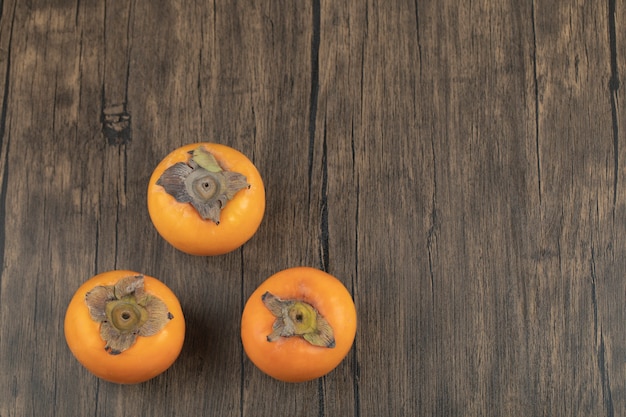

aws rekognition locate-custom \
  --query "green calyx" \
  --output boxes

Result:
[262,292,335,348]
[104,297,148,333]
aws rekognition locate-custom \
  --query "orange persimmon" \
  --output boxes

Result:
[64,270,185,384]
[147,143,265,256]
[241,267,357,382]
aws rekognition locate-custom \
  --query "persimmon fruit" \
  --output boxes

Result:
[241,267,357,382]
[147,143,265,256]
[64,270,185,384]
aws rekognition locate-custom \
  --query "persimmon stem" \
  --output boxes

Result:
[262,292,335,348]
[156,146,249,224]
[84,275,172,355]
[106,298,146,332]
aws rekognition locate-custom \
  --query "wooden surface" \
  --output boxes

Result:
[1,0,625,416]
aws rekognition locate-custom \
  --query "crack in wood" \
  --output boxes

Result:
[101,104,131,145]
[608,0,620,213]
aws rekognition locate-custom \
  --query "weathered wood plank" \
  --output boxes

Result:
[531,0,623,415]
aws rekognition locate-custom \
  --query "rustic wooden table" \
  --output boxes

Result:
[1,0,624,416]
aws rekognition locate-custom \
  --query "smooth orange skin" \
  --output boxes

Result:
[241,267,357,382]
[64,270,186,384]
[147,143,265,256]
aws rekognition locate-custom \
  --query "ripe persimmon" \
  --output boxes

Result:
[241,267,357,382]
[64,270,185,384]
[147,143,265,256]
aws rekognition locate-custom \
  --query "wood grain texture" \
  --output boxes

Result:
[0,0,624,416]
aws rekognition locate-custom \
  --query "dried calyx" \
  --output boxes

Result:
[84,275,173,355]
[262,292,335,348]
[156,146,249,224]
